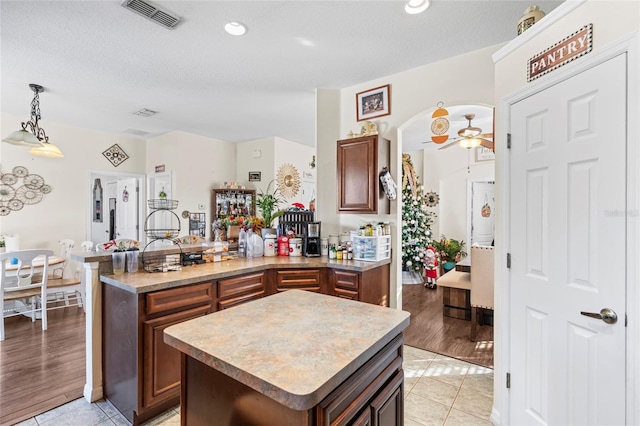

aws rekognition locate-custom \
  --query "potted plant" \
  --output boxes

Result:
[255,180,285,237]
[0,237,5,254]
[432,235,467,273]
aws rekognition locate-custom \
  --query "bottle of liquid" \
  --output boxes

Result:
[251,232,264,257]
[246,229,254,258]
[238,227,247,258]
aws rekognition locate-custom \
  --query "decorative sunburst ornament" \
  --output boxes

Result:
[431,102,449,144]
[277,163,301,199]
[425,191,440,207]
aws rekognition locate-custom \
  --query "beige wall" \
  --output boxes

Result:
[146,131,236,241]
[317,43,502,308]
[0,113,145,250]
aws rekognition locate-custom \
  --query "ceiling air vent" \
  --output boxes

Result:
[121,0,181,29]
[133,108,158,117]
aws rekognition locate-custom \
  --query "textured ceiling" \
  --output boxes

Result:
[0,0,563,147]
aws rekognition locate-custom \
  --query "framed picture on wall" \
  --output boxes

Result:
[475,146,495,162]
[356,84,391,121]
[248,171,261,182]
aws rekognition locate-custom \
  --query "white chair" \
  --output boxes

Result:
[470,245,494,341]
[46,239,84,311]
[80,240,94,252]
[1,249,54,341]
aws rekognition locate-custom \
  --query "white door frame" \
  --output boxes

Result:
[466,179,495,250]
[497,33,640,425]
[86,170,146,246]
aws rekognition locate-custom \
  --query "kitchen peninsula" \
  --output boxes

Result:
[165,289,410,425]
[85,250,391,425]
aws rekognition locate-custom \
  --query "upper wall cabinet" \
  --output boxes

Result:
[337,135,389,214]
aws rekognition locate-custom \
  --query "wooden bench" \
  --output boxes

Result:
[437,270,471,320]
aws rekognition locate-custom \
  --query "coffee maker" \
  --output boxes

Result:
[303,222,321,257]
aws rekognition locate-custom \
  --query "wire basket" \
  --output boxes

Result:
[148,199,178,210]
[142,242,183,273]
[146,229,180,239]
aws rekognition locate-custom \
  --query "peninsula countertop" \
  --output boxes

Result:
[98,255,391,294]
[163,289,410,411]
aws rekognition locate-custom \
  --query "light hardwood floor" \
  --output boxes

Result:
[0,307,85,426]
[402,283,494,369]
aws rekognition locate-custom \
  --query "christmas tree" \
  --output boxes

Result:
[402,154,436,273]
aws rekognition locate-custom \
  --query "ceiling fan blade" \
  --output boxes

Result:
[480,133,493,138]
[438,140,458,150]
[479,139,494,149]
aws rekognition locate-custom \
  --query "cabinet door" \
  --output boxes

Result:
[143,304,211,409]
[217,272,266,310]
[370,371,403,426]
[332,270,360,301]
[275,269,321,293]
[337,136,378,213]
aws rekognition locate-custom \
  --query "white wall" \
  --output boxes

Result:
[0,113,145,251]
[274,137,316,209]
[236,137,276,195]
[422,147,495,245]
[146,131,236,241]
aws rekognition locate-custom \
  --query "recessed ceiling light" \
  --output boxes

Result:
[225,21,247,36]
[404,0,430,15]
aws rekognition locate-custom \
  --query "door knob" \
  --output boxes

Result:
[580,308,618,324]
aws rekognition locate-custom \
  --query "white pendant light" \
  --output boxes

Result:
[458,137,481,149]
[29,142,64,158]
[3,83,63,158]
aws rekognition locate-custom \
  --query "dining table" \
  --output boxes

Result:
[4,255,66,273]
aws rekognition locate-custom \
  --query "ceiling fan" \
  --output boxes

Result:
[422,113,494,150]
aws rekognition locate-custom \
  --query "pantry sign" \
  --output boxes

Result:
[527,24,593,81]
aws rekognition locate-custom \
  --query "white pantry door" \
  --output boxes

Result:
[509,53,627,425]
[116,178,139,241]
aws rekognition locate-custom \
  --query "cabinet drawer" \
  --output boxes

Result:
[218,272,266,299]
[145,283,213,315]
[335,288,359,301]
[276,269,321,292]
[334,270,359,291]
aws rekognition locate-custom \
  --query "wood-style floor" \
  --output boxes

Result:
[402,283,494,369]
[0,307,85,426]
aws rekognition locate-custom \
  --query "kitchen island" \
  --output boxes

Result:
[165,289,410,425]
[88,252,391,424]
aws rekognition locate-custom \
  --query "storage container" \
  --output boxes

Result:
[350,235,391,261]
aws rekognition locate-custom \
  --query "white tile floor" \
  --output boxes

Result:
[15,345,493,426]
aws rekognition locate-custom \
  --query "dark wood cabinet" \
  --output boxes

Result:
[274,269,322,293]
[337,135,389,214]
[142,304,210,409]
[102,263,388,424]
[179,333,404,426]
[217,271,266,310]
[316,335,404,426]
[329,264,390,307]
[103,282,214,425]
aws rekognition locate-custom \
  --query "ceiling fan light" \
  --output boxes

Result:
[405,0,430,14]
[459,138,481,149]
[29,142,64,158]
[2,129,42,146]
[225,21,247,36]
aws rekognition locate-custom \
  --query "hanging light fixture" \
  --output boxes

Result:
[2,84,64,158]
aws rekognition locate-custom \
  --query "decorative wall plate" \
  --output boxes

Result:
[0,166,52,215]
[277,163,300,199]
[425,191,440,207]
[102,144,130,167]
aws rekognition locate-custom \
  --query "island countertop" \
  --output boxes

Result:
[98,255,390,294]
[163,289,410,411]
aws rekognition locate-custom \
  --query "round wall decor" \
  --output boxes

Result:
[277,163,300,199]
